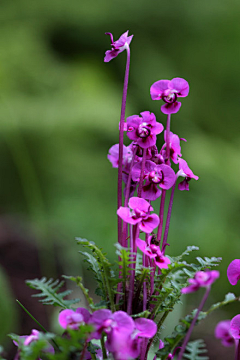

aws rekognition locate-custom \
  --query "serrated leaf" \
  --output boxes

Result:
[26,277,80,308]
[183,339,209,360]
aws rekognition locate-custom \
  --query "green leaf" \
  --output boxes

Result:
[76,238,115,311]
[26,277,80,308]
[183,339,209,360]
[204,292,239,315]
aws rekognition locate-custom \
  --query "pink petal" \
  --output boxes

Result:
[230,315,240,339]
[117,206,141,225]
[227,259,240,285]
[128,197,150,213]
[139,213,159,233]
[150,80,170,100]
[169,78,189,97]
[158,164,176,190]
[134,318,157,338]
[161,101,181,115]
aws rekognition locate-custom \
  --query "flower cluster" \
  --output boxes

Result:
[59,308,157,360]
[11,30,236,360]
[215,259,240,351]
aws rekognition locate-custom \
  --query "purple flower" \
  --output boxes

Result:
[150,78,189,115]
[132,161,176,201]
[104,31,133,62]
[227,259,240,285]
[136,236,171,269]
[58,307,90,330]
[90,310,157,360]
[177,158,199,191]
[215,320,235,347]
[230,315,240,340]
[107,144,133,169]
[161,131,185,164]
[126,111,164,149]
[181,270,220,294]
[13,329,54,360]
[117,197,159,233]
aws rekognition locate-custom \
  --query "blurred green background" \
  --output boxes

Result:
[0,0,240,358]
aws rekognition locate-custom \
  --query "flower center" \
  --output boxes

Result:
[162,92,177,104]
[149,170,163,184]
[137,123,150,138]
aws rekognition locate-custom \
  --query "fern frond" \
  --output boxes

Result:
[26,277,80,308]
[76,238,116,311]
[183,339,209,360]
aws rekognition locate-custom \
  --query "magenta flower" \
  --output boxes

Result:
[117,197,159,233]
[227,259,240,285]
[132,161,176,201]
[107,144,133,169]
[150,78,189,115]
[230,315,240,340]
[177,158,199,191]
[215,320,235,347]
[104,31,133,62]
[161,131,185,164]
[126,111,164,149]
[134,317,157,338]
[58,307,90,330]
[181,270,220,294]
[136,236,171,269]
[13,329,54,359]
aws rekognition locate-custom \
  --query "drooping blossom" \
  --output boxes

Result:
[59,307,91,330]
[230,315,240,340]
[161,131,186,164]
[126,111,164,149]
[181,270,220,294]
[132,160,176,201]
[90,310,157,360]
[215,320,235,347]
[177,158,199,191]
[150,78,189,114]
[117,197,159,233]
[227,259,240,285]
[136,236,171,269]
[104,31,133,62]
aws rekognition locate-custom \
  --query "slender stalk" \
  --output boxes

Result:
[157,190,166,245]
[165,114,171,166]
[122,146,138,248]
[118,45,131,246]
[137,148,147,198]
[161,181,176,254]
[80,341,87,360]
[143,233,149,311]
[16,300,60,351]
[157,113,171,247]
[127,224,139,314]
[235,340,240,360]
[101,335,107,360]
[177,286,211,360]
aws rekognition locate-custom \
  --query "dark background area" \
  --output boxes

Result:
[0,0,240,358]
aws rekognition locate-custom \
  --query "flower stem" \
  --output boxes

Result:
[127,224,138,314]
[161,180,176,254]
[177,286,211,360]
[118,45,131,246]
[101,334,107,359]
[235,340,240,360]
[165,114,171,166]
[137,148,147,198]
[122,146,138,248]
[157,189,166,245]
